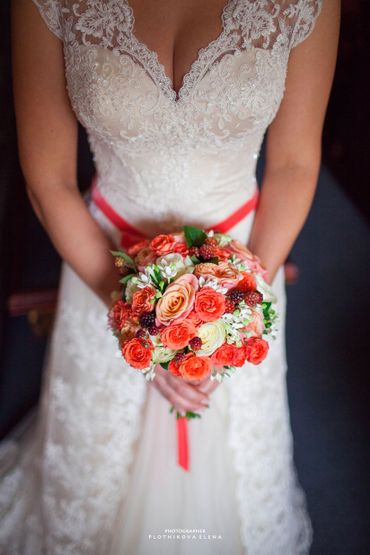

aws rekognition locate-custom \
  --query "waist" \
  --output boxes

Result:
[90,175,259,250]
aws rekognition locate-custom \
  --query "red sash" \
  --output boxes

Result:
[91,175,259,471]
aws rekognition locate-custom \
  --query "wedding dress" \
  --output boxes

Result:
[0,1,323,554]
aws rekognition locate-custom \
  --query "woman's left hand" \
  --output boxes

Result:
[191,375,221,396]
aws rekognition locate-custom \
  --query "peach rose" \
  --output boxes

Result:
[150,234,177,256]
[245,337,269,365]
[194,287,226,322]
[194,262,242,290]
[131,286,156,317]
[224,239,255,262]
[135,247,157,271]
[108,300,132,331]
[242,309,264,337]
[211,343,247,368]
[122,337,153,369]
[160,320,197,350]
[127,239,150,257]
[156,274,198,326]
[178,354,212,382]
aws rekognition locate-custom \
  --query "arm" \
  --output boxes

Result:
[247,0,341,284]
[11,0,119,307]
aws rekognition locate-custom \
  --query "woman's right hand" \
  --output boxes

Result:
[151,365,210,414]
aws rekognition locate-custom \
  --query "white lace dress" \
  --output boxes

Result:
[0,1,323,554]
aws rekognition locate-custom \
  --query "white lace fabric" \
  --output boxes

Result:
[1,1,323,554]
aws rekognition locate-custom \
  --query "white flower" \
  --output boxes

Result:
[156,253,194,281]
[198,276,228,295]
[255,274,277,303]
[197,320,226,356]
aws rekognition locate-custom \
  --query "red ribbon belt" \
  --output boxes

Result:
[91,175,259,471]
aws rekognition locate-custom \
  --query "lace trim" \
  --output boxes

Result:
[31,0,63,39]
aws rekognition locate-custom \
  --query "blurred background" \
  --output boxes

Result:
[0,1,369,553]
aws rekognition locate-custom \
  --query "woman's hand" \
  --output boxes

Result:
[151,365,212,414]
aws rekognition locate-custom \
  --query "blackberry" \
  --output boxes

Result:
[244,290,263,307]
[228,289,245,304]
[189,246,200,257]
[148,325,160,336]
[139,311,156,328]
[135,329,147,338]
[189,337,202,351]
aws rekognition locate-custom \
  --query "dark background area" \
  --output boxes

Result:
[0,1,369,553]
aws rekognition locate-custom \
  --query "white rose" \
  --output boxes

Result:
[152,346,176,364]
[197,320,226,356]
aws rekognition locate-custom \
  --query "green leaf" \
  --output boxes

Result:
[190,255,200,264]
[160,362,169,370]
[119,274,135,285]
[184,411,202,419]
[183,225,207,247]
[110,249,136,269]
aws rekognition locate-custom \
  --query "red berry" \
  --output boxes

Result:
[148,325,160,336]
[189,246,200,257]
[135,329,147,338]
[189,337,202,351]
[139,311,156,328]
[224,299,235,313]
[244,290,263,306]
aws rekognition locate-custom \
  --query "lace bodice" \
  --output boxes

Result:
[32,0,322,234]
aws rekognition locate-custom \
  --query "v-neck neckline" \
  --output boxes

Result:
[123,0,235,103]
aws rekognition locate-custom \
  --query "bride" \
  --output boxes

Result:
[1,0,339,554]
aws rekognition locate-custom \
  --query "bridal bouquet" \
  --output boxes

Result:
[108,226,278,469]
[109,225,278,391]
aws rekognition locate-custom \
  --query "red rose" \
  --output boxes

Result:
[194,287,225,322]
[131,286,156,317]
[160,320,197,350]
[211,343,247,367]
[150,234,177,255]
[122,337,153,369]
[245,337,269,365]
[109,300,132,331]
[178,355,212,382]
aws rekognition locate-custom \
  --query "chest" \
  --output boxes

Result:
[60,0,294,151]
[128,0,229,96]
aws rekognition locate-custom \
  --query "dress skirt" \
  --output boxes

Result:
[0,198,312,555]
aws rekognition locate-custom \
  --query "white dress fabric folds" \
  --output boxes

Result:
[0,1,323,553]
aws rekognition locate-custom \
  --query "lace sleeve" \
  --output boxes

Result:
[31,0,63,40]
[290,0,323,49]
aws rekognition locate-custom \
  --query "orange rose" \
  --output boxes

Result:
[122,337,153,369]
[194,287,226,322]
[131,286,156,317]
[156,274,198,325]
[127,239,150,257]
[150,234,177,256]
[194,262,242,290]
[245,337,269,365]
[160,320,197,350]
[211,343,247,367]
[178,354,212,382]
[109,300,132,331]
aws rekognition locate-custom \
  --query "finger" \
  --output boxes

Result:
[168,374,209,405]
[196,378,220,395]
[154,376,207,413]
